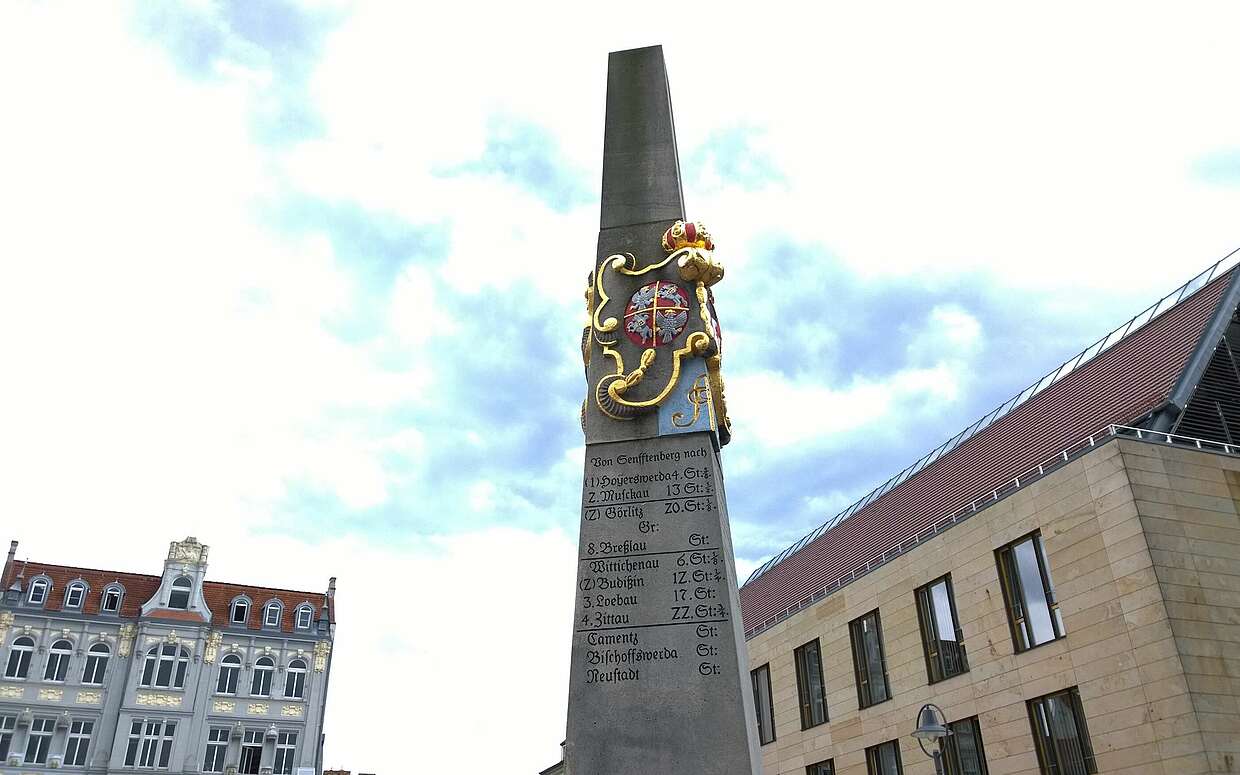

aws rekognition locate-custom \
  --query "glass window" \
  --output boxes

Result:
[751,663,775,745]
[264,604,282,628]
[997,532,1064,651]
[217,654,241,695]
[941,716,989,775]
[25,717,55,764]
[865,740,903,775]
[794,638,828,728]
[168,577,191,610]
[1028,687,1096,775]
[141,645,189,689]
[65,719,94,766]
[0,715,16,762]
[102,586,122,612]
[850,609,890,708]
[916,575,969,683]
[285,659,307,699]
[45,639,72,682]
[4,636,34,679]
[231,599,249,625]
[83,643,110,685]
[296,606,313,629]
[28,578,48,605]
[807,761,835,775]
[240,729,263,774]
[65,583,86,609]
[125,719,176,769]
[274,730,298,774]
[203,727,229,773]
[251,656,274,696]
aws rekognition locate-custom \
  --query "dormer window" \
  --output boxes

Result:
[64,582,86,609]
[168,577,191,609]
[230,598,250,625]
[101,585,123,613]
[28,578,48,605]
[263,602,282,628]
[295,605,313,629]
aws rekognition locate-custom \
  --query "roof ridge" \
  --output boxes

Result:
[10,560,324,599]
[743,246,1240,587]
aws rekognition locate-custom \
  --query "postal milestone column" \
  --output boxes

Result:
[565,45,761,775]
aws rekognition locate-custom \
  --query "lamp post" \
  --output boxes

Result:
[911,703,951,775]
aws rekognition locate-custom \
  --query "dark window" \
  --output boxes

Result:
[27,578,48,605]
[141,644,189,689]
[168,577,191,609]
[65,720,93,766]
[751,663,775,745]
[102,587,122,612]
[915,575,968,683]
[996,532,1064,651]
[25,717,55,764]
[941,716,989,775]
[285,659,307,699]
[794,638,828,728]
[807,760,835,775]
[217,654,241,694]
[124,719,176,769]
[231,599,249,624]
[4,636,34,679]
[83,643,110,685]
[0,714,15,761]
[1028,687,1096,775]
[203,727,229,773]
[65,583,85,608]
[296,606,313,628]
[44,639,72,682]
[274,731,298,774]
[240,729,263,774]
[850,609,890,708]
[251,656,275,696]
[865,740,904,775]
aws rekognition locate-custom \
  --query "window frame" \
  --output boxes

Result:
[750,662,776,745]
[64,581,87,609]
[807,760,835,775]
[940,715,990,775]
[1027,687,1096,775]
[44,639,73,682]
[203,727,229,773]
[27,577,49,606]
[263,602,283,629]
[915,574,969,684]
[295,605,314,629]
[794,637,829,729]
[285,658,307,699]
[239,728,264,775]
[167,576,192,610]
[25,716,55,764]
[124,718,177,770]
[83,642,111,685]
[865,739,904,775]
[0,713,15,762]
[850,609,891,709]
[65,719,94,767]
[996,532,1064,653]
[141,644,190,690]
[274,730,298,775]
[101,585,124,613]
[4,636,35,680]
[251,656,275,697]
[230,597,251,626]
[217,653,241,695]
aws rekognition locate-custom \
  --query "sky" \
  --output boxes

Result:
[1,1,1239,772]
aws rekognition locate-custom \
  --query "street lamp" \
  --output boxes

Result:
[911,703,951,775]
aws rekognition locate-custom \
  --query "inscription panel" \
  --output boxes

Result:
[566,433,759,773]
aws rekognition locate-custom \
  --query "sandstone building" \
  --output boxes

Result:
[0,537,335,774]
[741,253,1240,775]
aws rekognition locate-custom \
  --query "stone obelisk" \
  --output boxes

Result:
[565,45,761,774]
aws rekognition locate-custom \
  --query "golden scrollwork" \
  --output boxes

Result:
[671,374,713,428]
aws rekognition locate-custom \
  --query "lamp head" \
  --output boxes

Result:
[912,703,950,741]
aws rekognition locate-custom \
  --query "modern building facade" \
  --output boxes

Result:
[741,253,1240,775]
[0,537,335,774]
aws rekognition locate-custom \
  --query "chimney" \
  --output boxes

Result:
[328,576,337,598]
[2,541,17,603]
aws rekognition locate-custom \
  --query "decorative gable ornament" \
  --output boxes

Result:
[167,536,209,565]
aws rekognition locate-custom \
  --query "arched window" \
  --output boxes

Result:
[82,643,110,685]
[101,585,123,613]
[64,582,86,609]
[168,577,192,609]
[217,653,241,695]
[285,658,307,699]
[44,639,72,682]
[263,602,282,628]
[141,644,190,689]
[250,656,274,696]
[4,636,35,679]
[27,578,49,605]
[295,605,313,629]
[230,598,250,626]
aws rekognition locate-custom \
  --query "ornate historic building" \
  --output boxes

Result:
[740,254,1240,774]
[0,537,335,774]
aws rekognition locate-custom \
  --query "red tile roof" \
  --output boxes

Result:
[740,267,1234,632]
[1,559,334,635]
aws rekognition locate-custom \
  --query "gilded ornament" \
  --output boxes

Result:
[37,688,64,701]
[247,703,270,715]
[204,631,222,664]
[75,691,101,704]
[213,700,236,713]
[136,692,182,707]
[0,686,23,700]
[281,705,304,718]
[313,641,331,672]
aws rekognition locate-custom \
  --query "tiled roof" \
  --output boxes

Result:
[740,263,1237,632]
[1,560,334,635]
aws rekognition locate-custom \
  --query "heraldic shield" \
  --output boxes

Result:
[582,220,731,447]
